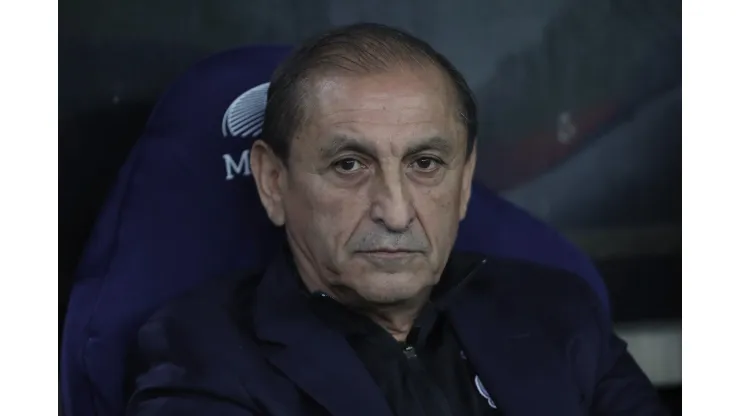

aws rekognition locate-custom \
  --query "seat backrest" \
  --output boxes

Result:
[61,44,608,416]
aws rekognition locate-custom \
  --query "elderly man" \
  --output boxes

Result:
[127,23,666,415]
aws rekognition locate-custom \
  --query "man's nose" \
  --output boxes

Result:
[369,171,416,232]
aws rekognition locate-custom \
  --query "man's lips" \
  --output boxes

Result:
[356,250,421,258]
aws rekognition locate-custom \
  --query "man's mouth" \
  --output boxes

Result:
[357,250,420,258]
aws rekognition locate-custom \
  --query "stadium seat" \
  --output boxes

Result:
[61,44,608,416]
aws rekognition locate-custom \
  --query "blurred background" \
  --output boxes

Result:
[59,0,681,413]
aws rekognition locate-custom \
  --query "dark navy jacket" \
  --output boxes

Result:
[126,252,667,415]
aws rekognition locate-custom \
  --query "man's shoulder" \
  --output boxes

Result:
[461,254,606,324]
[143,270,263,335]
[483,255,600,298]
[130,271,276,412]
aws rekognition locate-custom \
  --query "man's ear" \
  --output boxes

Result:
[458,142,477,221]
[250,140,287,226]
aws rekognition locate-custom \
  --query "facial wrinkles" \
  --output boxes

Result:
[349,162,426,253]
[323,95,437,128]
[294,71,464,250]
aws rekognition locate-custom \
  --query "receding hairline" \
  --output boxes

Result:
[261,23,478,162]
[288,60,470,141]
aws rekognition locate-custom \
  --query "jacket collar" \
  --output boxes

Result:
[249,250,393,415]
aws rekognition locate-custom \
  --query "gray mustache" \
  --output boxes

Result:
[349,232,428,252]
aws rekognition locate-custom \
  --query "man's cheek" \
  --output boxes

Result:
[422,191,457,220]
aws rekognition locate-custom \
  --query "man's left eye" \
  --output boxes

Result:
[412,157,441,172]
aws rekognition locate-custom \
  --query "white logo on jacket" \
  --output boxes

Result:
[474,375,498,409]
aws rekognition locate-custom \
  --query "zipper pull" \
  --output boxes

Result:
[403,345,424,370]
[403,345,418,360]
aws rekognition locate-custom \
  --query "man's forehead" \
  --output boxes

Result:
[297,71,462,145]
[308,70,454,118]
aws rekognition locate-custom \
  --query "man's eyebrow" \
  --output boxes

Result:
[404,136,455,157]
[318,135,455,160]
[319,135,377,160]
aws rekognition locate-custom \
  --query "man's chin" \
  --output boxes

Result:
[352,275,431,305]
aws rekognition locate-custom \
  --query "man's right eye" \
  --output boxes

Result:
[333,158,366,174]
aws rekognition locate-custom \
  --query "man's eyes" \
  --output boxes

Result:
[333,158,367,174]
[411,157,444,173]
[331,156,446,175]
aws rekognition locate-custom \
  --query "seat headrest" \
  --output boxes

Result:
[77,45,291,288]
[63,45,292,416]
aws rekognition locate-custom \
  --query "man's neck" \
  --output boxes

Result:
[351,293,431,342]
[286,242,433,341]
[299,271,431,342]
[308,280,431,342]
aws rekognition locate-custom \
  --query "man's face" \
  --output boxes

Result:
[253,67,476,306]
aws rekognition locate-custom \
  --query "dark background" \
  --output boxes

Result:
[59,0,681,412]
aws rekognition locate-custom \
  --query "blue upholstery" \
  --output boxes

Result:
[61,44,608,416]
